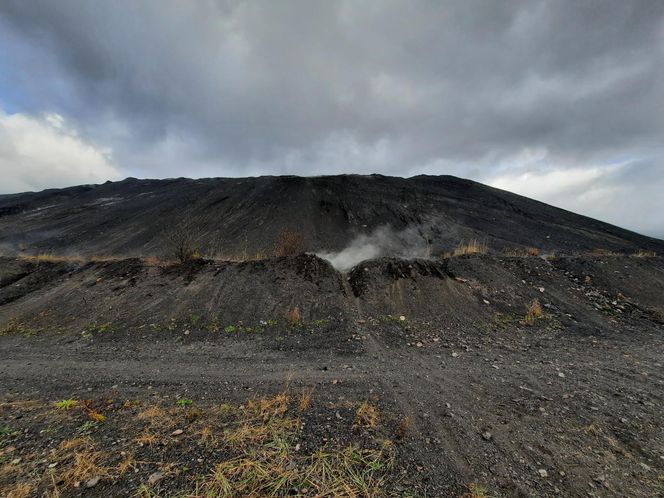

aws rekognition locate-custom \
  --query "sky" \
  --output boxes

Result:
[0,1,663,237]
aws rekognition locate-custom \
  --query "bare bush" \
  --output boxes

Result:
[284,306,301,327]
[164,217,203,263]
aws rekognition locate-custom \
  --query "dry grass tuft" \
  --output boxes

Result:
[298,389,313,412]
[59,437,90,451]
[134,431,159,447]
[284,307,302,327]
[633,250,657,258]
[5,482,35,498]
[246,392,290,421]
[355,401,380,429]
[452,239,488,256]
[136,405,172,423]
[116,453,135,475]
[503,246,540,257]
[274,230,306,257]
[224,418,299,449]
[61,451,106,485]
[199,426,215,446]
[590,248,621,256]
[200,444,392,497]
[523,299,543,326]
[18,253,85,263]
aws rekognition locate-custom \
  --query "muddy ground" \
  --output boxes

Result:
[1,254,663,497]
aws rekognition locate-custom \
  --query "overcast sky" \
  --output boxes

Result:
[0,1,663,237]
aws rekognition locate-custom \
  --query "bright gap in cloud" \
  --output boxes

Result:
[488,161,664,238]
[0,108,123,193]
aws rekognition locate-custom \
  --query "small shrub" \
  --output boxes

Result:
[298,389,313,411]
[526,247,540,256]
[523,299,543,326]
[285,307,301,327]
[274,230,306,257]
[164,217,204,263]
[452,239,488,256]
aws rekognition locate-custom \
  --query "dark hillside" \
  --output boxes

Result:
[0,174,661,259]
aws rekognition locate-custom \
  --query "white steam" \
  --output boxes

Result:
[318,225,433,271]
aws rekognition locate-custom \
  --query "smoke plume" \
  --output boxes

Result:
[318,225,433,271]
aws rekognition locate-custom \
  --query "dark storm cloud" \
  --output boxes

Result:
[0,1,663,235]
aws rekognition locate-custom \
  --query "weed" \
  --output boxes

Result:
[0,426,18,447]
[134,484,160,498]
[224,325,237,333]
[81,322,112,338]
[55,399,78,410]
[75,421,98,435]
[0,319,39,336]
[87,410,106,422]
[355,401,380,429]
[176,398,193,408]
